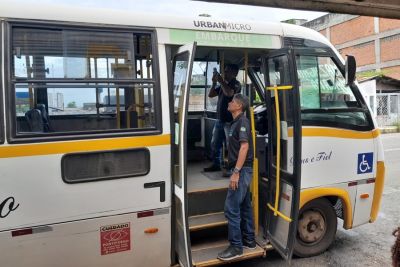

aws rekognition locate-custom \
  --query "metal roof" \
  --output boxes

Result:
[199,0,400,19]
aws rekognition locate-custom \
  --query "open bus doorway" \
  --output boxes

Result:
[170,45,276,266]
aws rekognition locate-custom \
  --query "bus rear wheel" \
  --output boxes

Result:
[294,198,337,257]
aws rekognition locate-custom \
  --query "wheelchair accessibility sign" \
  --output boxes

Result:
[357,153,373,174]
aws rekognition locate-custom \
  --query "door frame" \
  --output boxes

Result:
[170,42,197,267]
[262,47,302,261]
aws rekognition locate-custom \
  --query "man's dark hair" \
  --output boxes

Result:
[233,93,249,112]
[225,63,239,76]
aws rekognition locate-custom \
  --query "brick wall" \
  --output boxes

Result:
[306,15,400,79]
[330,16,375,45]
[380,34,400,62]
[379,18,400,33]
[339,41,376,66]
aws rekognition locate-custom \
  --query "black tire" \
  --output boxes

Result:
[294,198,337,257]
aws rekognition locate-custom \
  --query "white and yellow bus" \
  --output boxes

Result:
[0,2,385,267]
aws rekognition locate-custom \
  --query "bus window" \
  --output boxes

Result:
[11,26,158,137]
[189,61,207,112]
[296,55,370,129]
[205,61,219,111]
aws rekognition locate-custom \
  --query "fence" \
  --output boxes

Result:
[376,93,400,127]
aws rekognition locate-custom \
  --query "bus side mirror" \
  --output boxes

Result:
[345,55,356,86]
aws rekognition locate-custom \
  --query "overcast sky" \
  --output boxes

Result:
[15,0,327,23]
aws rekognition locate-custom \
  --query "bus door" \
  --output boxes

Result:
[171,43,197,267]
[262,49,302,261]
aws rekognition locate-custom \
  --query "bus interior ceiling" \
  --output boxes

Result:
[185,46,270,265]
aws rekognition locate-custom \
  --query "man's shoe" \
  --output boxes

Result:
[217,246,243,261]
[203,164,221,172]
[242,239,257,250]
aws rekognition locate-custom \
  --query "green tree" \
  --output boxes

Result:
[67,101,77,108]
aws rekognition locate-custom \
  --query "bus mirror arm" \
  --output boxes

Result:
[345,55,356,86]
[144,181,166,202]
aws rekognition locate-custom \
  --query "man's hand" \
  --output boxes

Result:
[212,73,218,83]
[216,73,224,84]
[230,172,240,190]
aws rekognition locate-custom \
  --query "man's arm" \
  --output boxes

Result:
[208,82,218,98]
[216,75,235,97]
[236,142,249,169]
[230,141,249,190]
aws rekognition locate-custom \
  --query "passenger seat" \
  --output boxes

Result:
[25,104,52,132]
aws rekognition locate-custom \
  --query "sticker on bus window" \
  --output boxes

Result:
[100,223,131,255]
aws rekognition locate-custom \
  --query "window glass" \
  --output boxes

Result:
[205,61,219,111]
[251,68,266,105]
[390,95,398,114]
[302,111,368,126]
[189,61,207,111]
[268,56,291,87]
[12,28,145,79]
[173,56,189,113]
[62,149,150,183]
[296,55,369,128]
[255,70,265,88]
[296,56,320,109]
[189,87,205,111]
[172,52,190,188]
[11,27,157,136]
[191,61,206,86]
[296,56,359,109]
[318,57,357,108]
[15,83,155,133]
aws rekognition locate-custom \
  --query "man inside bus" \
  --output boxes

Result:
[218,93,255,261]
[204,63,241,173]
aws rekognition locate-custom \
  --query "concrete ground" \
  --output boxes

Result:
[232,133,400,267]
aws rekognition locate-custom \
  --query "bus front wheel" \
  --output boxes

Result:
[294,198,337,257]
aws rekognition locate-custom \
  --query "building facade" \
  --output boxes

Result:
[303,15,400,128]
[303,14,400,80]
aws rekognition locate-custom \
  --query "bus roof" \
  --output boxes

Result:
[0,1,335,53]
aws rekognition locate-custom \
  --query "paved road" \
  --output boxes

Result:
[233,133,400,267]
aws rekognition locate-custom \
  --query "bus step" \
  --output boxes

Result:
[189,212,227,232]
[188,187,228,217]
[191,238,265,267]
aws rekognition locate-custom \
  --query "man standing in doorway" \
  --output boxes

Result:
[204,64,241,172]
[218,94,256,261]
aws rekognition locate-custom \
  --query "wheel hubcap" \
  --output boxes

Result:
[298,210,326,243]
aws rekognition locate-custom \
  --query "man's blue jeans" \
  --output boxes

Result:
[210,120,230,167]
[224,167,255,248]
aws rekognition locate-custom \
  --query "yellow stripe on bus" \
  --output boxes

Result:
[288,127,380,139]
[370,161,385,222]
[0,134,171,158]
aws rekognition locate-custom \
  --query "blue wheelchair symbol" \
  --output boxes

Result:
[357,153,373,174]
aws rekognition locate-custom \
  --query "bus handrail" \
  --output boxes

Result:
[266,85,293,222]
